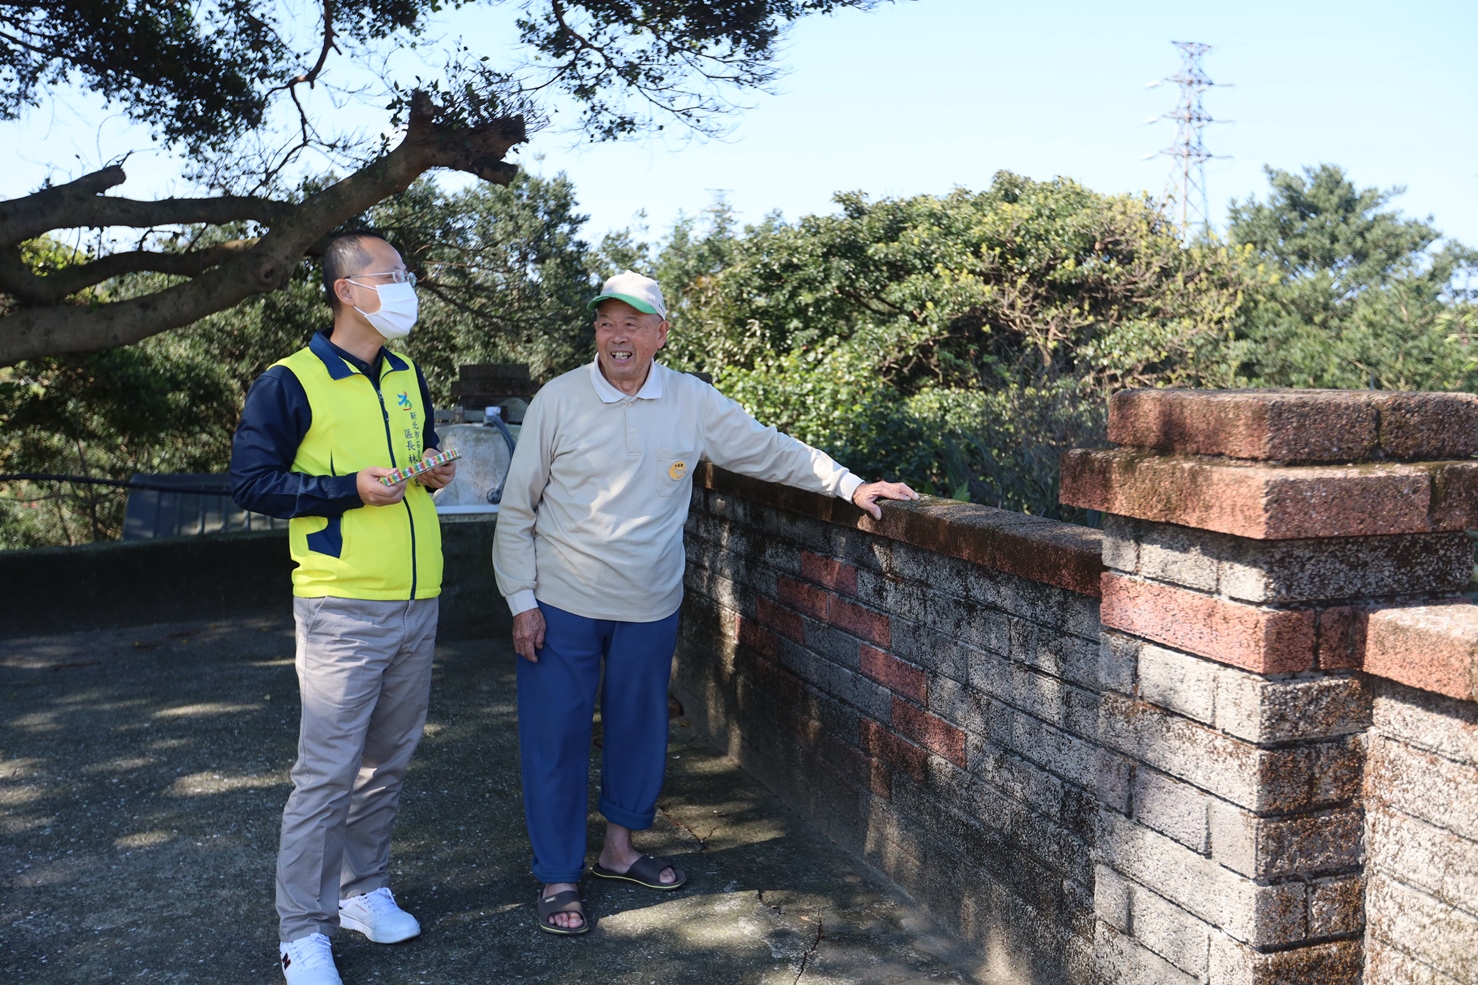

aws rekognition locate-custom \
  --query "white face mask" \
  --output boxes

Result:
[349,280,419,340]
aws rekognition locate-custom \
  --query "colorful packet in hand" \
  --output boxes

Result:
[378,448,462,486]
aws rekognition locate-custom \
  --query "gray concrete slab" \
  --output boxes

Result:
[1,613,981,984]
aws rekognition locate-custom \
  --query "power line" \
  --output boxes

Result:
[1145,41,1231,242]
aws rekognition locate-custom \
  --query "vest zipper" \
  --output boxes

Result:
[369,369,418,601]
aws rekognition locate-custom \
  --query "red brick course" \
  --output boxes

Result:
[696,463,1104,597]
[777,575,830,621]
[756,597,805,644]
[767,575,891,648]
[830,598,892,647]
[1377,391,1478,460]
[1110,388,1379,462]
[801,551,857,595]
[1428,461,1478,531]
[860,644,927,704]
[736,614,780,659]
[891,698,967,767]
[860,718,928,783]
[1060,449,1463,540]
[1316,607,1359,670]
[869,760,892,799]
[1358,602,1478,703]
[1101,574,1317,674]
[1108,387,1478,462]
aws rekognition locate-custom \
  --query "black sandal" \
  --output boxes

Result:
[590,854,688,891]
[536,888,590,936]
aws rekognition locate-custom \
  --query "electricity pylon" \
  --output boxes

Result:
[1145,41,1230,242]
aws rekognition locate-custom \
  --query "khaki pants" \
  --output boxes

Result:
[275,596,438,942]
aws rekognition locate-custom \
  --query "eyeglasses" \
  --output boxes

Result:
[349,270,417,288]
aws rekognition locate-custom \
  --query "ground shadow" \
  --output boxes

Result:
[1,615,978,984]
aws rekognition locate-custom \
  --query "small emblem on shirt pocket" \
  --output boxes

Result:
[658,448,695,497]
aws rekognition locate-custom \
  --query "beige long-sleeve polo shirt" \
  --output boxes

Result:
[491,359,864,623]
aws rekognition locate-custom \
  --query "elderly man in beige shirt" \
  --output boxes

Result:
[492,270,916,935]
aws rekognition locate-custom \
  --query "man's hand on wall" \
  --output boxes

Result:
[357,468,409,506]
[513,608,547,663]
[417,448,457,490]
[852,480,919,520]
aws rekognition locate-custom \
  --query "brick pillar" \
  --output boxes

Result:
[1061,389,1478,985]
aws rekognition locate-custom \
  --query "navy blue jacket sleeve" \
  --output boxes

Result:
[229,366,364,519]
[417,364,440,450]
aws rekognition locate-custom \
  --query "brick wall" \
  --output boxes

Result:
[1091,517,1387,984]
[676,388,1478,985]
[676,465,1106,983]
[1064,389,1478,985]
[1360,604,1478,985]
[1365,681,1478,984]
[1362,607,1478,985]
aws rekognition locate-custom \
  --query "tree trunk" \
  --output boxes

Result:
[0,93,525,366]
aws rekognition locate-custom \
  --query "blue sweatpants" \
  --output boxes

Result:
[516,601,682,885]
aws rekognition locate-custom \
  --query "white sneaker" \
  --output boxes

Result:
[279,933,342,985]
[339,886,422,944]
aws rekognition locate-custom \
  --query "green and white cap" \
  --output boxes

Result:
[588,269,667,318]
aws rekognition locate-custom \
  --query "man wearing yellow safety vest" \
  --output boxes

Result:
[230,231,456,985]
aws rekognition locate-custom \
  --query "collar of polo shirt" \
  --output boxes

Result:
[588,357,663,403]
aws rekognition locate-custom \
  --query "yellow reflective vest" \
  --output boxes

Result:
[275,341,443,600]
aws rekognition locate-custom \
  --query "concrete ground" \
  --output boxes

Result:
[1,613,980,984]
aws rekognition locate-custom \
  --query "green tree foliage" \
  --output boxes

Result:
[649,173,1254,517]
[378,173,598,392]
[1214,164,1478,390]
[635,166,1474,518]
[0,0,286,152]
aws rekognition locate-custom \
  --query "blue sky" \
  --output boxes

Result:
[9,0,1478,248]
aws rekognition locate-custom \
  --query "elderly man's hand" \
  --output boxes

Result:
[851,480,919,520]
[417,447,457,490]
[512,608,546,663]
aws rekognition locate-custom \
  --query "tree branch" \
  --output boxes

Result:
[0,169,295,246]
[0,240,256,305]
[0,94,526,365]
[256,0,340,188]
[0,166,124,243]
[296,0,338,88]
